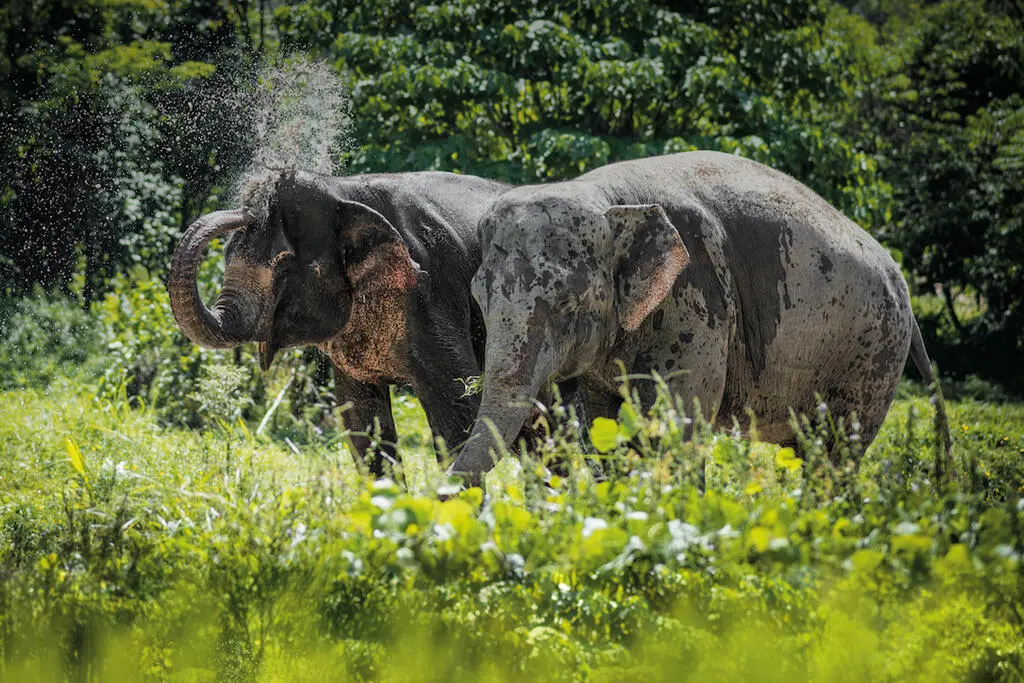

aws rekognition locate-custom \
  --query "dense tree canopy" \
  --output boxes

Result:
[1,0,1022,375]
[279,0,888,226]
[861,2,1024,348]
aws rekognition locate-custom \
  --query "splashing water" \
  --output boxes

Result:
[235,58,353,222]
[1,52,352,304]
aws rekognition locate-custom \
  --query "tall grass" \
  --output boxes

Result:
[0,379,1022,681]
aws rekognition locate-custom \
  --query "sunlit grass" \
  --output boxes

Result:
[1,378,1023,681]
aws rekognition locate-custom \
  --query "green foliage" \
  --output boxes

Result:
[191,364,253,425]
[94,265,227,424]
[848,1,1024,358]
[89,263,341,432]
[0,265,341,440]
[4,0,1024,380]
[0,0,258,295]
[272,0,891,229]
[3,4,1023,676]
[0,286,104,390]
[1,379,1023,680]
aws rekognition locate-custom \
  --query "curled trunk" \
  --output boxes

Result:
[167,210,250,348]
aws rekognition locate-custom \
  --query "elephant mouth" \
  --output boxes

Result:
[258,340,281,371]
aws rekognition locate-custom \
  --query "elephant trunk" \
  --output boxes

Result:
[168,210,252,348]
[451,387,539,479]
[448,335,558,482]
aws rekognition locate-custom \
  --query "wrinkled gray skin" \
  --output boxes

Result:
[168,170,508,472]
[451,151,948,481]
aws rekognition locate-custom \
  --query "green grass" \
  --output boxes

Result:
[1,378,1023,681]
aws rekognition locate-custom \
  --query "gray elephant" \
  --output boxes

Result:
[450,151,950,480]
[168,169,508,472]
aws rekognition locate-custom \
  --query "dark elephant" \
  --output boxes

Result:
[450,151,951,481]
[168,169,509,471]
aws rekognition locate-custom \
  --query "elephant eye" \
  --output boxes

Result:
[270,250,294,270]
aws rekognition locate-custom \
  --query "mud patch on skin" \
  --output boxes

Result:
[866,295,906,384]
[505,298,555,386]
[819,253,834,280]
[670,227,728,330]
[719,211,793,380]
[651,310,665,330]
[319,290,409,384]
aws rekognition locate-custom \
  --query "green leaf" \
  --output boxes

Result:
[617,402,640,438]
[591,417,620,453]
[747,526,771,553]
[66,437,86,479]
[892,535,933,552]
[775,447,802,472]
[713,437,739,465]
[849,549,884,574]
[435,499,476,536]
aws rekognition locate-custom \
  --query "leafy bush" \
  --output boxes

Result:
[0,285,103,390]
[1,377,1022,680]
[91,262,340,433]
[855,2,1024,361]
[0,0,255,296]
[92,265,233,425]
[301,0,892,229]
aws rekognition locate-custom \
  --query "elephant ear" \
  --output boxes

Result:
[607,204,691,332]
[335,199,424,293]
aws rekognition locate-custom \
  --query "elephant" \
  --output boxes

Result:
[449,151,951,481]
[168,169,509,472]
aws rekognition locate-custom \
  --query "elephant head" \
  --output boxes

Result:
[450,194,690,479]
[168,170,422,369]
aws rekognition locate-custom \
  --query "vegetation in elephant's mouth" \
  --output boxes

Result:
[458,374,485,397]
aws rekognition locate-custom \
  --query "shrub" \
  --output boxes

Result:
[0,379,1022,680]
[0,285,103,390]
[92,263,335,433]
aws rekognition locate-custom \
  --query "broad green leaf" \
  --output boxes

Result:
[458,486,484,508]
[850,549,884,573]
[617,402,640,438]
[713,437,739,465]
[435,499,475,535]
[892,535,933,552]
[747,526,771,553]
[591,417,620,453]
[775,447,802,472]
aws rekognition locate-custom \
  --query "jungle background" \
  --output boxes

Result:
[1,1,1024,681]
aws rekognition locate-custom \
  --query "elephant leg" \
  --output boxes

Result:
[570,382,622,481]
[333,369,397,476]
[656,357,729,434]
[411,380,480,462]
[639,313,731,490]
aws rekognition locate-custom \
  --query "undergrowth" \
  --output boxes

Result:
[1,376,1023,681]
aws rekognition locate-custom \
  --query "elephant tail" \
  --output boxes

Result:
[909,316,953,467]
